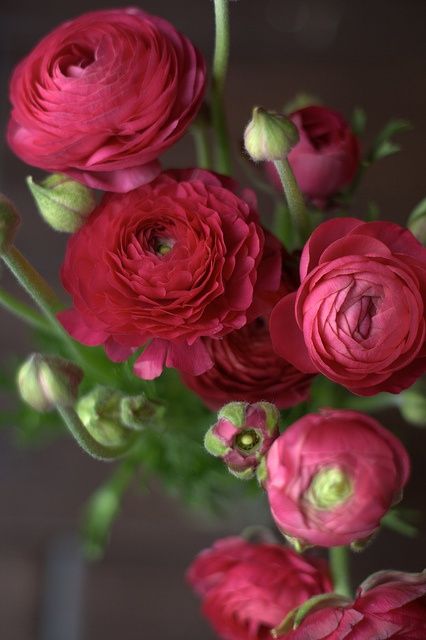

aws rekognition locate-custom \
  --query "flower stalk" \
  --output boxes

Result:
[211,0,232,174]
[330,546,352,598]
[273,158,310,246]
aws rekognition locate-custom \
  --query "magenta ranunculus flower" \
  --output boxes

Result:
[264,409,410,549]
[187,536,333,640]
[270,217,426,395]
[265,105,360,207]
[7,8,206,192]
[276,570,426,639]
[59,169,282,380]
[181,316,313,410]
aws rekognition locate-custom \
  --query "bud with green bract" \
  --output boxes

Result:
[0,194,20,254]
[76,386,162,449]
[204,401,280,479]
[17,353,83,412]
[400,382,426,427]
[244,107,299,162]
[27,173,96,233]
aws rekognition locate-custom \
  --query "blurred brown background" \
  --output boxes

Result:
[0,1,425,638]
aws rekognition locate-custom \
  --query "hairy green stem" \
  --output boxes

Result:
[211,0,232,174]
[273,159,310,246]
[330,546,352,598]
[0,287,52,333]
[1,245,115,385]
[57,405,136,461]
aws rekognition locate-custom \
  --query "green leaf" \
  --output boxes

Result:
[369,118,411,163]
[351,107,366,136]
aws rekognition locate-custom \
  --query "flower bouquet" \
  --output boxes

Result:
[1,2,426,638]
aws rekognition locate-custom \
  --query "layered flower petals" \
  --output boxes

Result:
[264,409,410,548]
[60,170,282,379]
[270,218,426,395]
[7,8,206,192]
[187,537,332,640]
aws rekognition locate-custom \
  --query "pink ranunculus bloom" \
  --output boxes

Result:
[270,217,426,395]
[265,409,410,548]
[181,316,313,410]
[187,536,333,640]
[265,106,360,207]
[59,169,282,380]
[280,570,426,639]
[7,9,206,192]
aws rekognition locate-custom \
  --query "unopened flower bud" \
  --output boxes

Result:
[244,107,299,162]
[17,353,83,412]
[204,401,280,479]
[76,386,160,448]
[26,173,96,233]
[407,198,426,245]
[400,383,426,427]
[0,194,20,254]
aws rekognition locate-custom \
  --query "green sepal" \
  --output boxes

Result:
[204,426,231,457]
[271,592,352,637]
[218,401,246,428]
[256,401,279,434]
[228,466,256,480]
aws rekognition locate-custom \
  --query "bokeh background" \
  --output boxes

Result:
[0,1,425,638]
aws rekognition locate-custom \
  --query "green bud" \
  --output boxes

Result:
[400,383,426,427]
[0,194,20,254]
[17,353,83,412]
[244,107,299,162]
[407,197,426,245]
[76,386,157,449]
[120,394,164,430]
[27,174,96,233]
[305,466,353,510]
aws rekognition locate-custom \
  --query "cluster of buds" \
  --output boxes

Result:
[76,386,163,448]
[204,401,280,479]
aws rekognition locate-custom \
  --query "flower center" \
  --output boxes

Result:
[235,429,261,453]
[305,466,353,510]
[153,237,174,256]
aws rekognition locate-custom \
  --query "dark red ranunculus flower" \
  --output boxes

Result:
[187,536,333,640]
[59,169,282,379]
[182,316,313,410]
[282,570,426,640]
[266,105,360,207]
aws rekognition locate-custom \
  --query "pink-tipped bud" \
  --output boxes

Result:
[204,401,280,479]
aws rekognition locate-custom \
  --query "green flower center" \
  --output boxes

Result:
[305,466,353,510]
[235,429,261,452]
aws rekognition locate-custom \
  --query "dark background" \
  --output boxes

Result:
[0,1,425,638]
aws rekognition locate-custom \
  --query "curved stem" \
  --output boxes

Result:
[2,246,81,358]
[273,159,310,246]
[330,546,352,598]
[211,0,232,174]
[1,245,114,384]
[56,405,136,461]
[0,287,52,333]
